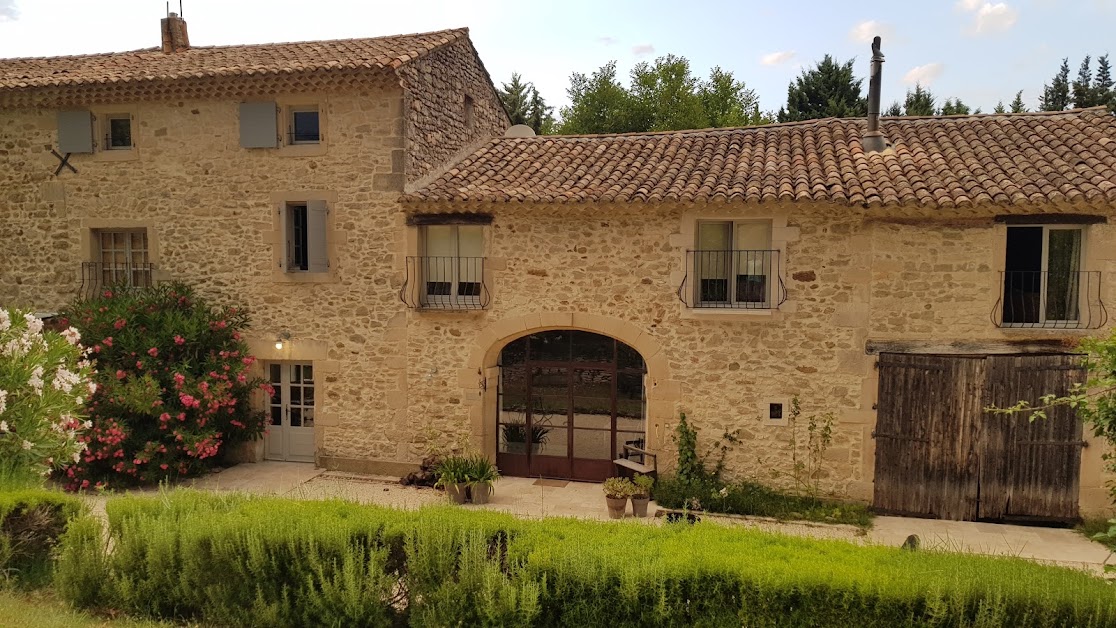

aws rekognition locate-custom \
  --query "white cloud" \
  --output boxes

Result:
[631,43,654,57]
[973,3,1018,33]
[956,1,1019,34]
[0,0,18,22]
[848,20,894,44]
[760,50,796,66]
[902,63,944,85]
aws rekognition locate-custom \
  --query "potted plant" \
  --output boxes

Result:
[603,476,634,519]
[434,455,469,504]
[501,419,551,454]
[630,473,654,518]
[465,453,500,505]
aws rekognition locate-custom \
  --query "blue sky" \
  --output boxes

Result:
[1,0,1113,116]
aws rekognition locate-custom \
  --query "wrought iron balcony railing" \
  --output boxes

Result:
[400,256,490,310]
[992,270,1107,329]
[678,250,787,309]
[79,262,156,299]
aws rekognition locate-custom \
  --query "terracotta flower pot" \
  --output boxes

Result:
[631,496,650,518]
[471,482,493,504]
[605,496,628,519]
[445,482,468,504]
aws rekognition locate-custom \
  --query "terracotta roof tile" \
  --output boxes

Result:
[405,108,1116,210]
[0,28,467,92]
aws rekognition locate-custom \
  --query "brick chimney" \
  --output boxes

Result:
[160,13,190,53]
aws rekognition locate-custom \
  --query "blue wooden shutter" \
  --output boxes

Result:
[57,110,94,153]
[240,102,278,148]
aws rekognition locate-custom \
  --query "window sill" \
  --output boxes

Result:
[278,143,327,158]
[679,307,780,322]
[94,148,139,162]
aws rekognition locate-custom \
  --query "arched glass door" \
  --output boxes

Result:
[496,330,647,482]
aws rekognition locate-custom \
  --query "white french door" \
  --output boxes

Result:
[265,363,316,462]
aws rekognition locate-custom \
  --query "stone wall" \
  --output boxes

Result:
[397,36,509,184]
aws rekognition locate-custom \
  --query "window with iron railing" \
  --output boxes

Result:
[992,225,1107,329]
[678,220,787,309]
[80,229,154,298]
[400,225,490,310]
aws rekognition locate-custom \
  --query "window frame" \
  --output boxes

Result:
[288,105,321,145]
[94,228,151,288]
[693,219,776,309]
[420,224,485,309]
[103,113,134,150]
[1002,224,1087,327]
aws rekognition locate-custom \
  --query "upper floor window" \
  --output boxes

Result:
[689,220,781,309]
[283,201,329,273]
[289,105,320,144]
[104,114,133,150]
[420,224,484,308]
[1000,225,1101,328]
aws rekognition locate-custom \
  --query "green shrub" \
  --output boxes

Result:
[0,488,82,587]
[56,490,1116,627]
[54,514,111,607]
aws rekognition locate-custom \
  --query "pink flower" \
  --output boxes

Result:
[113,318,127,330]
[174,335,185,345]
[103,337,113,347]
[135,361,143,370]
[147,347,159,357]
[179,394,200,408]
[115,370,126,380]
[102,290,113,299]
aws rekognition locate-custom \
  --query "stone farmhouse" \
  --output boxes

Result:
[2,15,1115,521]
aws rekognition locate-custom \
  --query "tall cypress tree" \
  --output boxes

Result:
[1040,59,1072,111]
[1072,56,1095,108]
[1095,54,1114,110]
[1009,90,1027,113]
[902,84,937,116]
[777,55,866,122]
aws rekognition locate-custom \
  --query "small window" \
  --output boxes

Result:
[421,224,483,308]
[283,201,329,273]
[289,106,320,144]
[693,220,775,308]
[104,114,133,150]
[1002,225,1085,326]
[464,95,475,129]
[94,229,151,287]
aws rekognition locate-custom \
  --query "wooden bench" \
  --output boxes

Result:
[613,443,657,479]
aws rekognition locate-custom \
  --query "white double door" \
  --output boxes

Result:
[266,363,316,462]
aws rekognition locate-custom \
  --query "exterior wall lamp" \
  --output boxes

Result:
[274,331,291,350]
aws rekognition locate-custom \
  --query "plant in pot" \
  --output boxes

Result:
[465,454,500,505]
[630,473,654,518]
[501,418,551,454]
[434,455,470,504]
[603,476,634,519]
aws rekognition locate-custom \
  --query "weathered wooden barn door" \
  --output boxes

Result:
[873,353,983,520]
[874,352,1085,522]
[980,354,1086,521]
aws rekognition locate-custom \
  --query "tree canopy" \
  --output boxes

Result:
[777,55,865,122]
[557,56,767,134]
[498,73,555,135]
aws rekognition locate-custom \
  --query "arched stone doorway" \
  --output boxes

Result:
[496,330,647,482]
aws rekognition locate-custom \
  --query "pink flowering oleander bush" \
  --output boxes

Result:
[0,308,94,482]
[60,283,268,490]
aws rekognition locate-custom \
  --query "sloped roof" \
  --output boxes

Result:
[0,28,467,91]
[405,108,1116,209]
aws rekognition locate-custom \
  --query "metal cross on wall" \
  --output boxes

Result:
[50,149,77,176]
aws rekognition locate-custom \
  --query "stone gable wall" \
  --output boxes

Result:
[397,37,508,184]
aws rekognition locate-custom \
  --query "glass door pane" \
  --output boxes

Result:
[529,367,568,458]
[1045,229,1082,321]
[457,226,483,300]
[423,225,454,303]
[697,222,731,303]
[734,222,772,305]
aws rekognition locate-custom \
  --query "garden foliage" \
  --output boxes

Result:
[0,488,82,587]
[60,284,267,489]
[56,490,1116,627]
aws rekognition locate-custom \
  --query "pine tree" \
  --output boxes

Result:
[1009,90,1027,113]
[993,101,1006,114]
[499,73,555,134]
[1095,54,1114,110]
[777,55,866,122]
[1072,55,1095,108]
[940,97,972,116]
[1040,59,1071,111]
[884,101,902,117]
[902,84,936,116]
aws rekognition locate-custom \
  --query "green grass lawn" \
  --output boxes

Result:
[0,589,178,628]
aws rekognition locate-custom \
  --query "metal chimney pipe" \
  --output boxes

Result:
[863,36,887,153]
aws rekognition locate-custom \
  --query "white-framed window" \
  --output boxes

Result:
[103,114,133,150]
[94,229,151,287]
[693,220,775,308]
[1002,225,1085,326]
[282,200,329,273]
[288,105,320,144]
[421,224,484,308]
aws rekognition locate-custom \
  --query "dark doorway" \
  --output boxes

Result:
[496,330,646,482]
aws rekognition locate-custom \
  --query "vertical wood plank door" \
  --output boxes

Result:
[874,352,1084,522]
